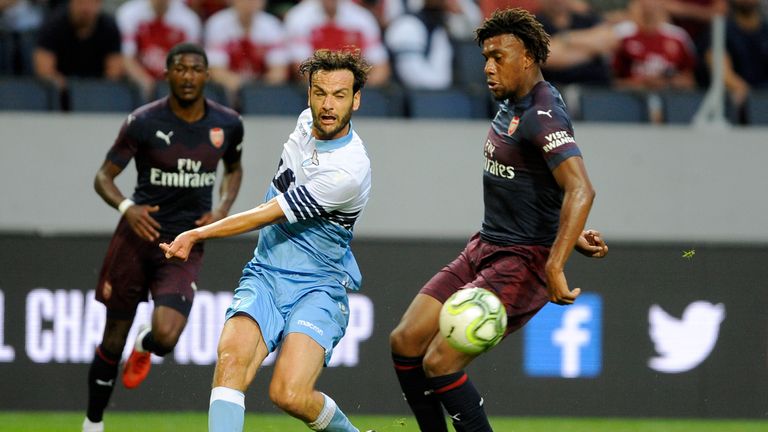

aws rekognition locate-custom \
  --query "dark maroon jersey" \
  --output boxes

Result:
[481,81,581,246]
[106,97,243,236]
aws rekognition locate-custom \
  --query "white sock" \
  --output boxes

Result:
[209,386,246,432]
[307,394,336,431]
[134,326,151,353]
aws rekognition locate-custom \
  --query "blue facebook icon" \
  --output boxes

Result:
[523,292,602,378]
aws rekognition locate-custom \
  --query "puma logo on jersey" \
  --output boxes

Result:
[537,109,553,118]
[155,130,174,145]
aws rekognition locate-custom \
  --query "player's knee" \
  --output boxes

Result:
[389,324,415,352]
[149,329,181,355]
[389,324,429,356]
[268,382,308,416]
[422,349,453,378]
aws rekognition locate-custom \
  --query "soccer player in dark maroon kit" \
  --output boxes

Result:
[389,9,608,432]
[83,42,244,432]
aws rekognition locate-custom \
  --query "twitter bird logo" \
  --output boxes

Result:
[648,301,725,373]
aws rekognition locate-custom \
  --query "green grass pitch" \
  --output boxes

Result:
[0,412,765,432]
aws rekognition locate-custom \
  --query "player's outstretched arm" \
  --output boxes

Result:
[160,198,287,261]
[575,229,608,258]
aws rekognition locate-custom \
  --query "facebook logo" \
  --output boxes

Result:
[523,293,602,378]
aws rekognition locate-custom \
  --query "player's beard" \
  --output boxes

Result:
[312,105,353,140]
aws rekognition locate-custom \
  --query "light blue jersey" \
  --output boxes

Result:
[227,109,371,360]
[251,108,370,291]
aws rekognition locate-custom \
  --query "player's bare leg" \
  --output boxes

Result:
[270,333,359,431]
[123,305,187,389]
[209,314,269,432]
[390,294,442,356]
[389,294,449,432]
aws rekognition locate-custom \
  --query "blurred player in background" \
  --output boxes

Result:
[389,8,608,432]
[83,42,244,432]
[160,49,372,432]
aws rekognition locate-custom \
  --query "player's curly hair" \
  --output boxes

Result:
[165,42,208,69]
[299,49,371,93]
[474,8,550,65]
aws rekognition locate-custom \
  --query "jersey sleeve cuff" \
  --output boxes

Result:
[275,193,298,224]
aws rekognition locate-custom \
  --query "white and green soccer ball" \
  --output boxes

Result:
[439,287,507,354]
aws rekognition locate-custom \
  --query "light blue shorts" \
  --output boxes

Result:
[224,267,350,365]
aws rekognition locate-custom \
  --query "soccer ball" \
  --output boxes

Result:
[439,287,507,354]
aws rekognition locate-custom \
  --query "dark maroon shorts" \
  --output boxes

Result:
[96,217,203,319]
[421,232,551,335]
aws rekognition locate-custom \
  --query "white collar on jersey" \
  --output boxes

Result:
[313,123,355,152]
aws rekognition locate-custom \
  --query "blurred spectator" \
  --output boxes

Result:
[665,0,727,46]
[385,0,452,89]
[283,0,390,85]
[479,0,539,19]
[116,0,201,99]
[204,0,289,101]
[403,0,481,39]
[34,0,123,89]
[664,0,727,85]
[187,0,228,19]
[265,0,298,19]
[1,0,43,74]
[356,0,404,28]
[612,0,697,91]
[537,0,612,86]
[707,0,768,121]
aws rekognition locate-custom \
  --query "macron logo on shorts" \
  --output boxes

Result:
[297,319,324,336]
[523,293,602,378]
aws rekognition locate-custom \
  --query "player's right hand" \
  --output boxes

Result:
[546,269,581,306]
[159,230,197,261]
[124,204,161,242]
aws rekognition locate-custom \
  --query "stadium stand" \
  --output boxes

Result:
[659,90,706,124]
[407,87,489,119]
[154,80,230,107]
[746,91,768,125]
[67,79,141,112]
[579,87,649,123]
[355,84,405,118]
[238,82,306,115]
[0,77,57,111]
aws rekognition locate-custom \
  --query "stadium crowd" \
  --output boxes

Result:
[0,0,766,123]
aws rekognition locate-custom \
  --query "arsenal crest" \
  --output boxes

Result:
[209,127,224,148]
[507,115,520,136]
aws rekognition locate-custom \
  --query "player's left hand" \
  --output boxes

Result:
[575,229,608,258]
[546,270,581,306]
[159,230,198,261]
[195,208,227,226]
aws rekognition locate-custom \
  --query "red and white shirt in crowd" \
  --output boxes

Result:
[612,21,697,81]
[283,0,388,66]
[117,0,202,79]
[204,8,289,78]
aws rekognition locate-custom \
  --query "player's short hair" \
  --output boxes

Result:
[299,49,371,94]
[475,8,550,65]
[165,42,209,69]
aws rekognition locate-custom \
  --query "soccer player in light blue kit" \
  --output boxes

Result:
[160,49,372,432]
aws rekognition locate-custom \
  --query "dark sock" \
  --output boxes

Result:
[392,354,448,432]
[141,331,171,356]
[428,371,492,432]
[86,345,120,422]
